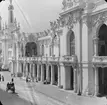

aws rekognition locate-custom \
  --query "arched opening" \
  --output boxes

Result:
[49,65,51,82]
[70,66,74,90]
[67,30,75,56]
[98,24,107,96]
[42,45,44,56]
[44,64,46,81]
[39,65,41,81]
[27,63,30,75]
[54,65,58,85]
[35,64,37,81]
[25,42,37,57]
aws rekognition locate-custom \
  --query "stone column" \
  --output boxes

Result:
[46,64,49,82]
[37,64,40,81]
[95,67,99,96]
[23,63,26,77]
[51,65,54,85]
[33,64,35,78]
[93,37,99,56]
[41,64,44,82]
[57,65,61,87]
[30,63,32,77]
[25,63,27,76]
[74,68,77,93]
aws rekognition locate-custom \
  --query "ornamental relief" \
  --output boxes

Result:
[83,11,107,28]
[82,11,107,38]
[62,0,80,10]
[61,10,82,29]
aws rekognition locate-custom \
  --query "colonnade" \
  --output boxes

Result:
[18,62,60,85]
[11,60,78,93]
[14,61,78,92]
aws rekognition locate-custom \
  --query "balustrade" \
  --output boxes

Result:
[10,55,78,65]
[62,55,77,63]
[92,56,107,68]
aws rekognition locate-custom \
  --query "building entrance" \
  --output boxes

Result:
[49,65,51,83]
[98,67,107,96]
[98,24,107,96]
[70,66,74,90]
[54,65,58,85]
[44,64,46,81]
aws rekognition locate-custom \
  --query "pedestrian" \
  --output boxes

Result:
[2,75,4,81]
[11,78,14,83]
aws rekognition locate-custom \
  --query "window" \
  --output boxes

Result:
[67,31,75,56]
[42,45,44,56]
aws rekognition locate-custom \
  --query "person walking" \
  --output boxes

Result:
[2,75,4,81]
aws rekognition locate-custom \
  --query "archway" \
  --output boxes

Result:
[54,65,58,85]
[98,24,107,96]
[49,65,51,83]
[35,64,37,80]
[67,30,75,56]
[43,64,46,81]
[70,66,74,90]
[25,42,37,57]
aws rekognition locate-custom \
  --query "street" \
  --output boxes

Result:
[0,89,33,105]
[0,71,65,105]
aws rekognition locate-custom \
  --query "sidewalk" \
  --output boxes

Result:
[19,78,107,105]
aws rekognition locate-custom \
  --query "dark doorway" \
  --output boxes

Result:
[35,64,37,78]
[49,66,51,82]
[70,66,74,90]
[98,24,107,96]
[54,65,58,85]
[28,63,30,74]
[44,64,46,81]
[25,42,37,57]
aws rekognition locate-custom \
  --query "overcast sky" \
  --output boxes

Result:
[0,0,62,33]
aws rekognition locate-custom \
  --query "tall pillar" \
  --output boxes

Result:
[37,64,40,81]
[51,65,54,85]
[46,64,49,82]
[93,37,99,56]
[23,62,26,77]
[25,63,27,76]
[29,63,32,76]
[26,63,29,76]
[57,65,61,87]
[74,68,77,93]
[32,64,35,78]
[30,63,33,78]
[41,64,44,82]
[95,67,99,96]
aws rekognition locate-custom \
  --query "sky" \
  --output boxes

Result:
[0,0,63,33]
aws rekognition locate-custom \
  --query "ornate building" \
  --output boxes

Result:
[1,0,107,97]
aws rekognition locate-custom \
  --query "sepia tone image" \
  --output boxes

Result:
[0,0,107,105]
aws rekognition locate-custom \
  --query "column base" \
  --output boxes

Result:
[77,90,82,96]
[58,85,63,89]
[74,89,77,93]
[51,82,54,85]
[95,93,102,97]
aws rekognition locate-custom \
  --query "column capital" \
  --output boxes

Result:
[93,37,99,44]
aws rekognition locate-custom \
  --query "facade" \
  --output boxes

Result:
[1,0,107,97]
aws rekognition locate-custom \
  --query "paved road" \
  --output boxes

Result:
[0,89,33,105]
[0,71,65,105]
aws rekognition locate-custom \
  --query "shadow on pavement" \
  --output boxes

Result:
[0,101,3,105]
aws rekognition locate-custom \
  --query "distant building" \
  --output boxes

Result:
[1,0,107,97]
